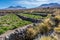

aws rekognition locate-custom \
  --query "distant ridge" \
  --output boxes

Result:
[2,6,26,10]
[0,3,60,10]
[8,6,26,8]
[38,3,60,8]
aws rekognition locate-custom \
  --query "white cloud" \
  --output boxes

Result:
[16,0,49,5]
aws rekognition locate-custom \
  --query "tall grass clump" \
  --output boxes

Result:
[40,36,57,40]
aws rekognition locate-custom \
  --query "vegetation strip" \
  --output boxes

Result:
[0,14,32,35]
[19,13,43,19]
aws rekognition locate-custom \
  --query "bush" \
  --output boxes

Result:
[26,27,37,39]
[40,36,57,40]
[39,23,50,35]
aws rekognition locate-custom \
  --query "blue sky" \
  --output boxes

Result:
[0,0,60,9]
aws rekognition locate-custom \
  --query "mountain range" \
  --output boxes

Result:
[1,3,60,10]
[7,3,60,9]
[38,3,60,8]
[3,6,26,10]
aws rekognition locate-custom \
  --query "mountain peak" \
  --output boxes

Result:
[39,3,60,8]
[3,6,27,10]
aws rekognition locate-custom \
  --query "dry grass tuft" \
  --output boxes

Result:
[40,36,57,40]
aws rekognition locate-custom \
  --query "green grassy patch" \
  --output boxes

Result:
[19,13,43,19]
[0,14,32,35]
